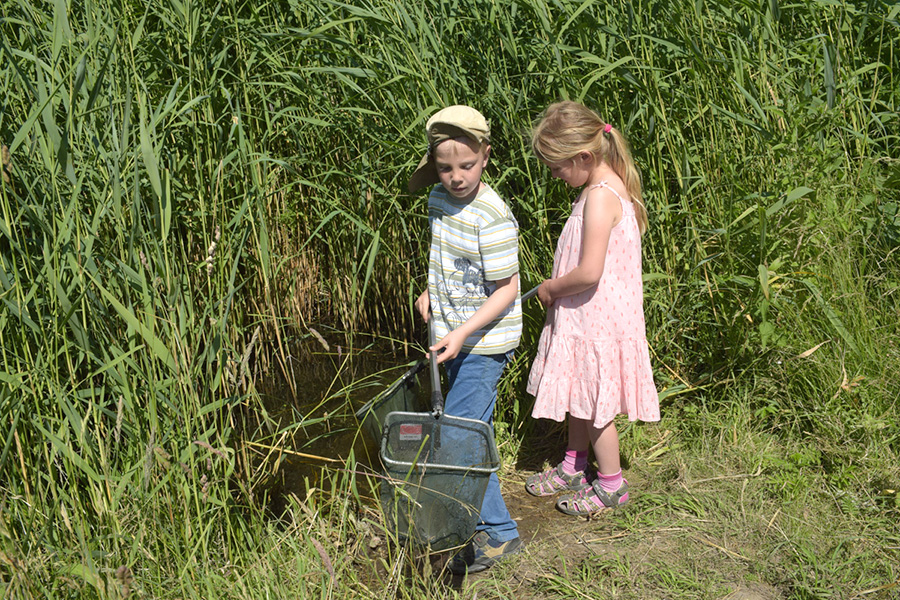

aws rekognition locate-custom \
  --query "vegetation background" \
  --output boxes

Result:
[0,0,898,598]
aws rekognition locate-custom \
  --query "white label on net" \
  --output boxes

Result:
[398,424,423,441]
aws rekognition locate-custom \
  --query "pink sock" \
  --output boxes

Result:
[561,449,589,475]
[596,470,624,493]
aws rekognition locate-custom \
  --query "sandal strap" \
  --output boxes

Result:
[527,463,585,494]
[559,480,628,515]
[537,464,570,487]
[552,464,577,483]
[588,480,628,509]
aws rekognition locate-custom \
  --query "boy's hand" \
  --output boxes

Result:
[430,329,466,364]
[415,290,430,322]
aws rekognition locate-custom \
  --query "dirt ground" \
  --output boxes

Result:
[433,472,785,600]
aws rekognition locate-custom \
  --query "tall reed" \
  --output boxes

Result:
[0,0,897,596]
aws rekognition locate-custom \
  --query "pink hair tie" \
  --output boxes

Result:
[603,123,613,134]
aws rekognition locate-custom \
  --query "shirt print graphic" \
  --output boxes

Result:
[441,256,488,330]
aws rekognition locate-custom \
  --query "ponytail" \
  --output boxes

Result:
[604,128,648,235]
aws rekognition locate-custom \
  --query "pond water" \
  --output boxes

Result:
[253,332,432,514]
[249,327,576,556]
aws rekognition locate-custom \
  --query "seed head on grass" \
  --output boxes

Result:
[192,439,227,459]
[1,145,12,187]
[115,566,132,598]
[310,538,335,583]
[308,327,330,351]
[115,396,124,444]
[206,225,221,275]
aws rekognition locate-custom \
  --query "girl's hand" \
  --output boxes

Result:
[537,279,555,307]
[429,328,466,364]
[415,290,430,322]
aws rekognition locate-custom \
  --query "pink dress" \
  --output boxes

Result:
[527,182,660,428]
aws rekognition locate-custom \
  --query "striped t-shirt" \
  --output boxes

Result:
[427,183,522,355]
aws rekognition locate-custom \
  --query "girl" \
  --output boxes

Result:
[524,101,660,516]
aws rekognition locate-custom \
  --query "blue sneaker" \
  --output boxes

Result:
[448,531,524,574]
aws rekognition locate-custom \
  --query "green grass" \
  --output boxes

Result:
[470,396,900,599]
[1,0,899,597]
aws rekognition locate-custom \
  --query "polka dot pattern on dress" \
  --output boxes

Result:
[527,182,660,428]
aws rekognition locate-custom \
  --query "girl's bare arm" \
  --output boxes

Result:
[538,188,621,305]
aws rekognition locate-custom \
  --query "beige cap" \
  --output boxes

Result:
[408,105,491,192]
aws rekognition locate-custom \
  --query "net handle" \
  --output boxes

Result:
[428,312,444,418]
[521,285,539,304]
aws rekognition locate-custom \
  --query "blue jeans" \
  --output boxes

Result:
[443,351,519,543]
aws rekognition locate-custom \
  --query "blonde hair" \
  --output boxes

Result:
[531,101,648,235]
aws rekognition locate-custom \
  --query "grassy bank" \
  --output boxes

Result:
[1,0,898,597]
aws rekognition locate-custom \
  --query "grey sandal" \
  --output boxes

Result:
[525,463,590,497]
[556,479,629,516]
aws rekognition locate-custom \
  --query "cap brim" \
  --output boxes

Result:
[408,153,439,192]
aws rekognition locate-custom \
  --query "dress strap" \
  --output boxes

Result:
[587,180,633,217]
[587,180,627,204]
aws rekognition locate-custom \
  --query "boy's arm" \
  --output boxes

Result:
[430,273,518,364]
[415,289,430,322]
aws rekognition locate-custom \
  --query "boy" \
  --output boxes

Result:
[409,105,523,574]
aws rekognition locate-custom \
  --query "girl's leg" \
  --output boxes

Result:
[524,416,591,496]
[567,415,592,453]
[564,416,591,474]
[555,418,628,516]
[589,420,621,476]
[590,420,624,493]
